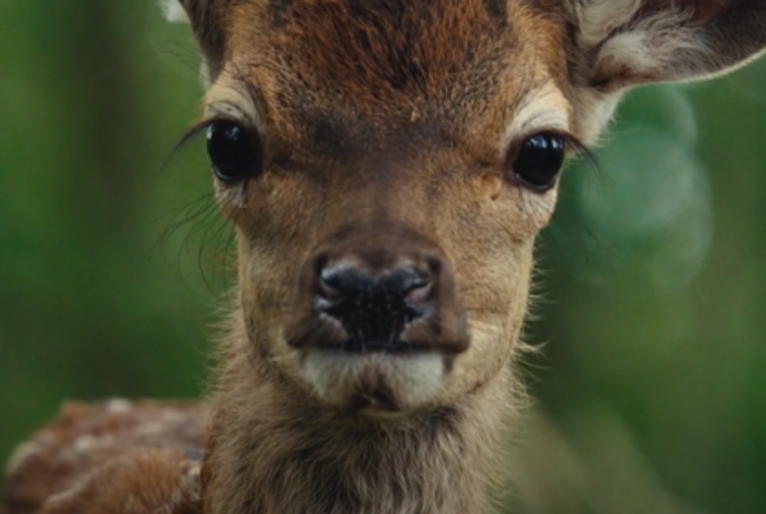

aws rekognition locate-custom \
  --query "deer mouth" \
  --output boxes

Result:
[288,311,460,412]
[299,348,449,412]
[282,246,469,410]
[284,291,461,411]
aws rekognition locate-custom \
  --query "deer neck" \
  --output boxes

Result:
[202,326,514,514]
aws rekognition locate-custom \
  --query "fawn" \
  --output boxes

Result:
[4,1,766,513]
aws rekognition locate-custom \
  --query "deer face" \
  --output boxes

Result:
[171,0,766,414]
[196,0,568,413]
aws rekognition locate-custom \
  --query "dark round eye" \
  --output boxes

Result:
[510,132,566,191]
[206,120,261,182]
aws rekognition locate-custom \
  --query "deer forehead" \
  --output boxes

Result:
[198,0,571,150]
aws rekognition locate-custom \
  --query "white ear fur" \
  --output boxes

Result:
[565,1,766,145]
[596,10,703,83]
[161,0,189,23]
[565,0,643,50]
[567,0,703,86]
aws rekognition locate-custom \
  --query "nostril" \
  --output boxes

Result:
[405,281,433,306]
[313,264,352,313]
[318,263,371,296]
[382,265,431,296]
[399,275,435,320]
[318,277,342,302]
[318,265,344,301]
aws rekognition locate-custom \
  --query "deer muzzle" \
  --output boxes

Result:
[283,230,469,412]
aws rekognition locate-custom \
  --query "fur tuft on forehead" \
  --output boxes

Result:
[161,0,189,23]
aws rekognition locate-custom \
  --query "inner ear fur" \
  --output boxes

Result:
[566,0,766,90]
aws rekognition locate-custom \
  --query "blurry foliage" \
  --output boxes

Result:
[1,2,765,513]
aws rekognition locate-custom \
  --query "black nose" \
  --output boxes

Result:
[313,264,434,351]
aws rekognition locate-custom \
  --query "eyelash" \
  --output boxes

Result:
[517,131,591,158]
[172,117,233,154]
[562,133,599,170]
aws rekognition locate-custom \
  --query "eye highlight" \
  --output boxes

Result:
[508,132,567,191]
[206,120,262,183]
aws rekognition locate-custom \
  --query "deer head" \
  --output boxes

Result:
[163,0,765,511]
[166,0,765,413]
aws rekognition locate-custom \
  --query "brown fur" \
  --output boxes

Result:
[4,1,766,513]
[2,401,206,514]
[38,448,202,514]
[203,316,516,513]
[197,3,564,512]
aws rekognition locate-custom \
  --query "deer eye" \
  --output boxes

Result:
[206,120,261,182]
[509,132,566,191]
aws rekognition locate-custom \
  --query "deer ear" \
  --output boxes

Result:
[160,0,225,79]
[566,0,766,90]
[161,0,190,23]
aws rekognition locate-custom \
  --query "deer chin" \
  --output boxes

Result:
[300,349,448,414]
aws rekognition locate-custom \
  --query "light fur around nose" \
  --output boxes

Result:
[302,351,446,413]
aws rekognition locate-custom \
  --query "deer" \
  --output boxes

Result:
[3,1,765,513]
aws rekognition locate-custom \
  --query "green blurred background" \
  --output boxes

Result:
[1,2,765,513]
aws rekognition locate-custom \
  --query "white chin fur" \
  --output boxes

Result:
[303,351,445,411]
[161,0,189,23]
